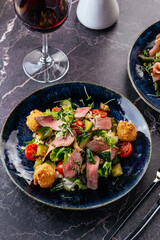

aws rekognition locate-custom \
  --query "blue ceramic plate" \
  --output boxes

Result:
[128,21,160,113]
[0,82,151,210]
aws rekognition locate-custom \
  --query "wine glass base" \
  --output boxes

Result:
[22,47,69,83]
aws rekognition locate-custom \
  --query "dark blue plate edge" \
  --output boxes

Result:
[127,20,160,113]
[0,82,152,210]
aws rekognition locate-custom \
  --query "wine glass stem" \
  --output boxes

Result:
[41,34,52,64]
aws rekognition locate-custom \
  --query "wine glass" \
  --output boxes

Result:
[13,0,72,83]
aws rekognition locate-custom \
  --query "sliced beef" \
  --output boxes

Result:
[42,134,75,161]
[63,149,83,178]
[87,140,109,153]
[74,107,91,120]
[111,147,119,160]
[52,134,75,148]
[92,117,112,130]
[86,155,100,190]
[35,115,64,131]
[87,140,118,160]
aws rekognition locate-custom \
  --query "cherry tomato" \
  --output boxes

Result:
[57,161,64,176]
[91,109,107,118]
[25,143,38,161]
[52,107,61,112]
[119,141,133,158]
[71,120,84,134]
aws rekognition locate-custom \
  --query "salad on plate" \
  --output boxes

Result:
[24,97,137,192]
[138,33,160,96]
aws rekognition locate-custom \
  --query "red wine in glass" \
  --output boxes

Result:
[14,0,69,33]
[13,0,72,83]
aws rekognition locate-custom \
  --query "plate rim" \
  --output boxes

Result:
[127,20,160,113]
[0,81,152,210]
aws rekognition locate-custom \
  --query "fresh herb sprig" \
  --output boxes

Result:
[84,86,92,101]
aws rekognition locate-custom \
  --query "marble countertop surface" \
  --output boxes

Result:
[0,0,160,239]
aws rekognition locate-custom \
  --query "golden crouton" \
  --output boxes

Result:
[26,109,42,132]
[34,163,56,188]
[117,121,137,142]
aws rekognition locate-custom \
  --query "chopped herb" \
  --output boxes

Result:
[143,50,148,56]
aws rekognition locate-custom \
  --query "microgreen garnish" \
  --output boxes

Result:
[53,100,62,104]
[60,122,74,137]
[104,98,115,105]
[143,50,147,56]
[79,99,85,106]
[88,102,94,108]
[84,86,91,101]
[61,195,73,199]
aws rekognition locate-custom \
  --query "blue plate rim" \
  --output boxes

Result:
[0,82,152,210]
[127,20,160,113]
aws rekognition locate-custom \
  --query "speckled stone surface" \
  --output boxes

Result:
[0,0,160,239]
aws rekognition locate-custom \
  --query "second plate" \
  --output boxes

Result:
[128,21,160,112]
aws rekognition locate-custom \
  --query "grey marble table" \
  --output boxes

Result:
[0,0,160,239]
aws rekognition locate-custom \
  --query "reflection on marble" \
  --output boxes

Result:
[0,0,160,239]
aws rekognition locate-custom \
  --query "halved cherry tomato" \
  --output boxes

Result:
[57,161,64,176]
[52,107,61,112]
[71,120,84,134]
[119,141,133,158]
[25,143,38,161]
[91,109,107,118]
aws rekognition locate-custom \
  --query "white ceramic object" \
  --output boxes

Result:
[76,0,119,30]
